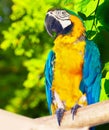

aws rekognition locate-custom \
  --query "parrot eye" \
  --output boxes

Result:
[54,10,70,20]
[60,11,69,17]
[59,10,69,18]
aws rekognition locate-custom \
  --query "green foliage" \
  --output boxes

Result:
[100,72,109,101]
[0,0,109,120]
[102,62,109,72]
[96,0,109,31]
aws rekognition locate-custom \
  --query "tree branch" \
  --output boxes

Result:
[0,101,109,130]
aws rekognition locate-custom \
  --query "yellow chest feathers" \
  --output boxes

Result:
[53,36,86,74]
[52,37,86,109]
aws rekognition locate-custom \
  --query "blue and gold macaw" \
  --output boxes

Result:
[44,9,101,128]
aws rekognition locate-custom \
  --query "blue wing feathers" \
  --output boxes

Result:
[80,40,101,104]
[80,40,101,130]
[44,50,55,112]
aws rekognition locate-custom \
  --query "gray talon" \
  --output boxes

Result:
[56,108,65,126]
[71,104,81,119]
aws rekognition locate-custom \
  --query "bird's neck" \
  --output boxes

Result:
[54,15,85,46]
[54,34,85,49]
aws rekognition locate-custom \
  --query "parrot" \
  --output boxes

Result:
[44,8,102,128]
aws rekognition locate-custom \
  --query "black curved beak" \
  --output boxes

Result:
[45,14,63,37]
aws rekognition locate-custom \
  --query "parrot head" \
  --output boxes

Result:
[45,9,85,38]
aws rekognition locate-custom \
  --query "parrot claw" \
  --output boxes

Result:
[71,104,81,120]
[56,108,65,126]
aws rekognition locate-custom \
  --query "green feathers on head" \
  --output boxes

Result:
[63,8,84,24]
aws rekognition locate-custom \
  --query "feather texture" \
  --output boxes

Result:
[44,50,55,112]
[80,39,101,104]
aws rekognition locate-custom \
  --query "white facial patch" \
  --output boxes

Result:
[59,19,71,29]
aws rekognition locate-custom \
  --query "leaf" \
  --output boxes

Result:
[86,15,95,20]
[96,0,109,31]
[100,78,109,101]
[104,79,109,97]
[106,71,109,79]
[103,62,109,72]
[86,31,96,39]
[78,12,87,20]
[100,72,109,101]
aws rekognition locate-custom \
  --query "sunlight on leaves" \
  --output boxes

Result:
[100,72,109,101]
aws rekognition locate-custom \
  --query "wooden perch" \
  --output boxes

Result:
[0,101,109,130]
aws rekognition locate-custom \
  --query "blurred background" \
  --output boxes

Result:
[0,0,109,121]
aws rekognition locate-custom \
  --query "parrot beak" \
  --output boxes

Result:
[45,10,73,37]
[45,14,55,37]
[45,13,63,37]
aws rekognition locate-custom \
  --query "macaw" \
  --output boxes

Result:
[44,8,101,128]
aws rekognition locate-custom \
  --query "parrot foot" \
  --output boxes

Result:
[56,108,65,126]
[71,104,81,120]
